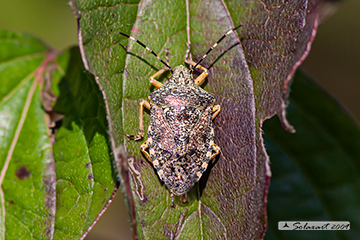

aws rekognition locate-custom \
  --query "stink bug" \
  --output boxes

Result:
[122,25,241,205]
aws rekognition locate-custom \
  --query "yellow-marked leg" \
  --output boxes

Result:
[126,100,150,140]
[184,58,209,86]
[184,58,207,72]
[150,68,170,88]
[194,71,208,86]
[212,104,221,120]
[140,139,153,164]
[211,143,221,160]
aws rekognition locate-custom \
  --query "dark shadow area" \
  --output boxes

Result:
[198,153,221,197]
[53,47,120,186]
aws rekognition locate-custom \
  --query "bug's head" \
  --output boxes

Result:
[169,65,193,85]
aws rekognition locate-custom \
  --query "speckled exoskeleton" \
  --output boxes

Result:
[122,25,241,205]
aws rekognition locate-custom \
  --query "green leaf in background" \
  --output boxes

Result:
[0,29,118,239]
[264,70,360,240]
[0,30,55,239]
[69,0,142,235]
[52,47,118,239]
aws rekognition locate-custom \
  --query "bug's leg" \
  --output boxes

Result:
[140,139,153,164]
[126,100,151,140]
[184,58,209,86]
[212,104,221,120]
[194,69,208,86]
[150,68,170,89]
[211,143,221,160]
[184,44,207,85]
[148,48,171,89]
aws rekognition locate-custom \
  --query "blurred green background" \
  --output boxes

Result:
[0,0,359,239]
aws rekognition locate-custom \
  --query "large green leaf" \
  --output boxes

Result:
[71,0,325,239]
[52,47,118,239]
[264,70,360,240]
[0,30,117,239]
[0,30,55,239]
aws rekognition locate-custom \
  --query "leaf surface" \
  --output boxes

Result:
[52,47,118,239]
[0,30,55,239]
[0,29,117,239]
[225,0,322,129]
[71,0,324,239]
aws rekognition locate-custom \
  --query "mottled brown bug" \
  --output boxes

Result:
[122,25,241,205]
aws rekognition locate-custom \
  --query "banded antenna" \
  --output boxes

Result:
[119,32,173,72]
[191,24,242,71]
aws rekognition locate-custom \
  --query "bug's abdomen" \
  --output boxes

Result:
[148,104,214,195]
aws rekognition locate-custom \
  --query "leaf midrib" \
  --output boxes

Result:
[0,74,38,239]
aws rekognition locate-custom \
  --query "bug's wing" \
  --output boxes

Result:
[148,104,176,166]
[187,106,213,180]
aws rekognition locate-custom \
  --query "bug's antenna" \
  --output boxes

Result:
[119,32,173,72]
[191,24,242,72]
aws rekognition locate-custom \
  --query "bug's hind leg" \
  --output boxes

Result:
[126,100,150,140]
[140,139,153,164]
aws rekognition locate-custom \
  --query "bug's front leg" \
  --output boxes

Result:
[150,68,171,89]
[126,100,150,141]
[184,58,209,86]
